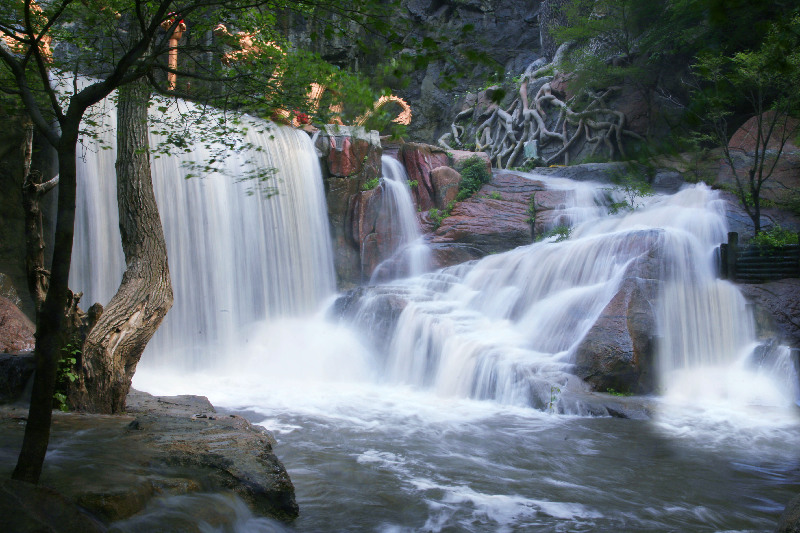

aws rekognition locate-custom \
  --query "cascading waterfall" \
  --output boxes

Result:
[70,97,335,369]
[369,156,430,283]
[346,178,798,412]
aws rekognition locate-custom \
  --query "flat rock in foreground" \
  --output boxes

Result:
[0,390,298,530]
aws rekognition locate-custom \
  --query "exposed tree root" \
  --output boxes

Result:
[439,61,643,169]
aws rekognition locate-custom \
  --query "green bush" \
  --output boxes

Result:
[361,177,381,191]
[428,200,456,229]
[456,156,492,201]
[749,225,799,248]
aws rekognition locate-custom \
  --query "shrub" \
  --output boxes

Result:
[456,156,492,201]
[361,177,381,191]
[749,224,799,248]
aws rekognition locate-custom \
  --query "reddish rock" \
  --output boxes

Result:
[352,186,396,280]
[549,72,576,100]
[316,126,383,287]
[398,142,449,211]
[427,172,574,268]
[715,146,800,209]
[0,295,34,353]
[324,135,372,178]
[430,166,462,208]
[449,150,492,174]
[729,111,800,154]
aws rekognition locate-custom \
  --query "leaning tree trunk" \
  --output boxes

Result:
[70,78,173,413]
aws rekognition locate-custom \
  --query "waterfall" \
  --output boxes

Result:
[369,156,430,283]
[70,97,335,369]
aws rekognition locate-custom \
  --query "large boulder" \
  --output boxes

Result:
[711,113,800,224]
[573,277,659,394]
[430,166,462,208]
[0,295,35,353]
[572,231,662,393]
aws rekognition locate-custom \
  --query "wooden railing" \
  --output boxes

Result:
[718,232,800,282]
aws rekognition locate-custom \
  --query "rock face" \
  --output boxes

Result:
[425,171,573,268]
[0,295,35,353]
[0,352,34,403]
[316,125,383,286]
[430,166,462,207]
[572,231,662,394]
[397,142,450,211]
[400,0,543,142]
[738,279,800,348]
[0,390,299,527]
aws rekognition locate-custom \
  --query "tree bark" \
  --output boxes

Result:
[22,168,59,315]
[70,78,173,413]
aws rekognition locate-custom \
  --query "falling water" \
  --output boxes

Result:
[70,97,335,369]
[369,156,430,283]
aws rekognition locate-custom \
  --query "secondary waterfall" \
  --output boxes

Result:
[70,97,335,369]
[369,156,430,283]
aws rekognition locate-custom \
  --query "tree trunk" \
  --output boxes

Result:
[13,124,82,483]
[70,78,173,413]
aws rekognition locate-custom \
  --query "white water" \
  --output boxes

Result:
[68,97,800,529]
[70,97,335,369]
[369,156,430,283]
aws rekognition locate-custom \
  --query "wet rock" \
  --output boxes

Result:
[559,390,655,420]
[0,352,34,403]
[124,390,298,521]
[331,286,409,354]
[738,279,800,348]
[0,295,35,353]
[573,238,662,394]
[0,390,298,525]
[777,494,800,533]
[534,162,630,184]
[398,142,449,211]
[0,479,105,533]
